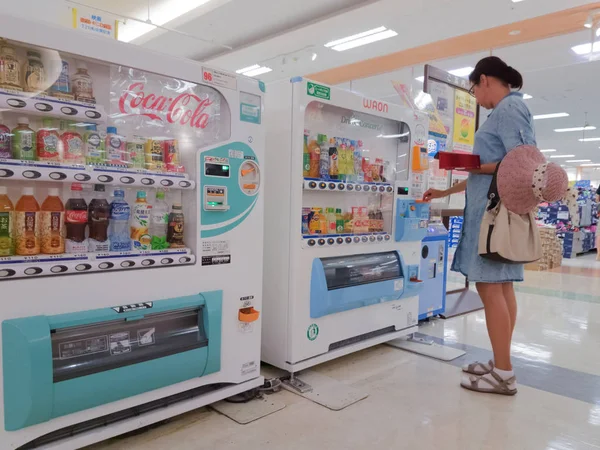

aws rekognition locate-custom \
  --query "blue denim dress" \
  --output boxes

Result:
[451,92,536,283]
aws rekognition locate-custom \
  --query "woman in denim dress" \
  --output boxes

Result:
[423,57,536,395]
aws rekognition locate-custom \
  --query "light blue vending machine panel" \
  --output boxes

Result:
[418,223,449,320]
[395,200,429,242]
[310,251,424,318]
[2,292,222,431]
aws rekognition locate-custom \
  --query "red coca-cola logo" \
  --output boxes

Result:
[118,82,213,129]
[66,210,88,223]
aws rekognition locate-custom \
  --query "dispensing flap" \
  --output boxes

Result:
[321,251,402,291]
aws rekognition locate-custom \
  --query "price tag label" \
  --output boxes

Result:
[202,67,237,90]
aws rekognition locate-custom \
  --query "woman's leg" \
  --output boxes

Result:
[476,282,512,370]
[502,282,517,340]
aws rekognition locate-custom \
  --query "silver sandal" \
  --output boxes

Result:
[462,360,494,375]
[461,371,518,396]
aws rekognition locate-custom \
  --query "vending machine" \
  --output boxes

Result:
[0,15,264,450]
[263,78,429,374]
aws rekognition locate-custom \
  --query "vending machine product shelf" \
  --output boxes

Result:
[0,15,264,450]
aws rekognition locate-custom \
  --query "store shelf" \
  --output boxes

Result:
[0,248,194,280]
[303,178,393,193]
[302,232,391,248]
[0,160,195,189]
[0,88,107,123]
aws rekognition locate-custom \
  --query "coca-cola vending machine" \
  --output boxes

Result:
[0,14,264,450]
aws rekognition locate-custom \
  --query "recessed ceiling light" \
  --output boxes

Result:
[325,27,398,51]
[242,66,273,77]
[566,159,591,163]
[415,76,425,83]
[555,126,597,133]
[522,94,533,100]
[550,154,576,158]
[235,64,260,74]
[312,52,318,61]
[540,149,556,153]
[448,67,474,78]
[534,112,569,120]
[572,42,600,55]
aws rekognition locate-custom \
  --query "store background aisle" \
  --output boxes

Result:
[89,254,600,450]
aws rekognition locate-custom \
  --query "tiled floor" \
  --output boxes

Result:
[89,252,600,450]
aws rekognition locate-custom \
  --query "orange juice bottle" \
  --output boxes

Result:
[0,186,14,256]
[40,188,65,254]
[15,187,40,255]
[307,136,320,178]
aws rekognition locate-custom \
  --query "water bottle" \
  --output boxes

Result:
[150,190,169,249]
[109,189,132,252]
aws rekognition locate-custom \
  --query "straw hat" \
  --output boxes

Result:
[497,145,578,220]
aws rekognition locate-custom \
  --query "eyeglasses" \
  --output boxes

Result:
[468,84,476,97]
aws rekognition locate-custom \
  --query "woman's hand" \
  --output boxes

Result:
[422,189,447,202]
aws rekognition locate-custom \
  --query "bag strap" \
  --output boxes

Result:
[486,162,501,211]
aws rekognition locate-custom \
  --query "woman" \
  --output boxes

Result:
[423,56,536,395]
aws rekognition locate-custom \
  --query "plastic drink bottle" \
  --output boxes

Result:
[60,121,85,165]
[318,134,329,180]
[40,188,65,254]
[109,189,131,252]
[65,183,88,253]
[37,118,61,162]
[335,208,344,234]
[0,186,14,256]
[150,190,169,249]
[88,184,110,252]
[15,187,40,255]
[12,117,36,160]
[84,124,105,165]
[131,191,152,250]
[303,132,310,177]
[326,208,337,234]
[0,116,12,159]
[106,126,127,167]
[329,143,338,180]
[307,136,320,178]
[167,203,185,248]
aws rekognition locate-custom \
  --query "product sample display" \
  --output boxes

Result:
[0,15,264,450]
[263,78,430,373]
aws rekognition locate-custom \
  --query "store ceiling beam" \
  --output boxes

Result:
[307,3,600,85]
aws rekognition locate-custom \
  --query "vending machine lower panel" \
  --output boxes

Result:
[2,292,222,431]
[310,251,423,318]
[418,234,448,320]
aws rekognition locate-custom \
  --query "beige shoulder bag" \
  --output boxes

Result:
[478,166,542,264]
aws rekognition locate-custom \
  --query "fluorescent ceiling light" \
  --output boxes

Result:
[242,66,272,77]
[540,149,556,153]
[581,163,600,167]
[572,41,600,55]
[555,126,596,133]
[236,64,260,74]
[550,154,575,158]
[119,0,213,43]
[448,67,474,77]
[512,0,525,2]
[523,94,533,100]
[325,26,386,48]
[325,27,398,51]
[534,112,569,120]
[566,159,591,163]
[579,137,600,142]
[415,76,425,83]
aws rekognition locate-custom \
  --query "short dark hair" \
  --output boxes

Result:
[469,56,523,90]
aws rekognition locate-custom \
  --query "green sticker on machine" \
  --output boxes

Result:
[307,82,330,100]
[307,323,319,341]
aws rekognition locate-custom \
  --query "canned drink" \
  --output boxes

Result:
[145,139,165,172]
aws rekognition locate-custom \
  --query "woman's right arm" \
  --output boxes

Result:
[422,179,467,202]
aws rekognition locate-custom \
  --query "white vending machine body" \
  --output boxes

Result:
[263,78,429,372]
[0,15,264,450]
